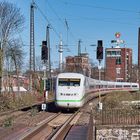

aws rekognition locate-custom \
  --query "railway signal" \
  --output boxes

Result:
[96,40,103,110]
[41,41,48,60]
[46,78,51,91]
[96,40,103,60]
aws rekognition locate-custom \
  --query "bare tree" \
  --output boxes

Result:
[36,56,43,71]
[5,39,24,93]
[0,1,24,93]
[131,64,138,82]
[0,1,24,40]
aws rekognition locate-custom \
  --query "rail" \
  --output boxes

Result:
[20,113,60,140]
[47,111,79,140]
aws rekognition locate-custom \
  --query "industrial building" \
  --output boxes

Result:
[65,53,91,77]
[105,43,132,82]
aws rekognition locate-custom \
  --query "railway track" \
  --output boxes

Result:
[0,91,103,140]
[18,98,98,140]
[18,112,78,140]
[19,110,95,140]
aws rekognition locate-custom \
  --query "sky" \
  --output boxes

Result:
[4,0,140,69]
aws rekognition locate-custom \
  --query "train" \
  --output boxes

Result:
[55,72,139,109]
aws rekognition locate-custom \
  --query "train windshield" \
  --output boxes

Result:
[58,78,80,86]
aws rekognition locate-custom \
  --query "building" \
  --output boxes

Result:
[65,53,91,77]
[105,47,132,82]
[91,67,105,80]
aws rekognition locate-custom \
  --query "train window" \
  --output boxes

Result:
[124,85,131,87]
[116,85,122,88]
[58,78,80,86]
[132,85,138,87]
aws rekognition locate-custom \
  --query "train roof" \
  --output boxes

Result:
[57,72,85,78]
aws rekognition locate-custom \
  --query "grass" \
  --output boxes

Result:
[101,91,140,109]
[3,116,13,128]
[0,93,43,112]
[95,91,140,125]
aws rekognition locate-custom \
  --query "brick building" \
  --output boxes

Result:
[105,47,132,82]
[65,53,91,77]
[91,67,105,80]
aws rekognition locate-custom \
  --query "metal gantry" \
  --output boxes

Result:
[29,0,36,91]
[46,25,51,78]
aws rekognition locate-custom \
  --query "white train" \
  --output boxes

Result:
[55,72,139,108]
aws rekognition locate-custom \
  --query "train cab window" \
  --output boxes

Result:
[58,78,80,86]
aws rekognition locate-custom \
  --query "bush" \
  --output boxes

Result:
[0,93,36,111]
[102,91,140,109]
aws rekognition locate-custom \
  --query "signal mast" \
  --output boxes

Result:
[96,40,103,110]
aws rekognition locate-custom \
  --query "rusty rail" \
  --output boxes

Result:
[20,113,60,140]
[47,111,79,140]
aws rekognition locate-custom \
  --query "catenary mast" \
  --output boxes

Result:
[29,0,36,91]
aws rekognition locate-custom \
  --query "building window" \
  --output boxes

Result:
[112,51,116,56]
[116,68,121,74]
[116,51,121,55]
[116,57,121,65]
[107,51,111,56]
[106,50,121,57]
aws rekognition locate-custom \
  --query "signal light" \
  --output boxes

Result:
[46,78,51,91]
[96,40,103,60]
[41,41,48,60]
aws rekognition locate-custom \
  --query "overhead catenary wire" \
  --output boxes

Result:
[46,0,77,43]
[34,2,60,39]
[59,0,140,14]
[63,16,139,26]
[45,0,140,27]
[35,1,76,50]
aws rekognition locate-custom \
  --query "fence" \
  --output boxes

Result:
[95,109,140,125]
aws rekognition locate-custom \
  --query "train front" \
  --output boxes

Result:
[55,73,85,109]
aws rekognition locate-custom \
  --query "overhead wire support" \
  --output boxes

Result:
[46,25,51,78]
[35,3,60,39]
[30,0,36,72]
[29,0,36,92]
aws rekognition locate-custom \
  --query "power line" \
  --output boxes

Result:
[46,1,139,26]
[63,16,139,26]
[59,0,140,14]
[46,1,77,42]
[34,2,60,39]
